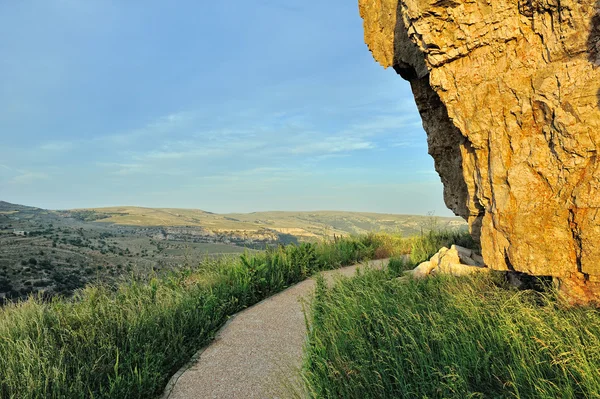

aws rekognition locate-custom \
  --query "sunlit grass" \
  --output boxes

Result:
[302,238,600,399]
[0,235,388,398]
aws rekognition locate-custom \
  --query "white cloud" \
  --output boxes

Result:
[10,172,49,184]
[97,161,188,177]
[195,166,315,186]
[238,167,285,175]
[102,111,195,145]
[391,139,422,148]
[0,164,43,184]
[89,105,418,173]
[63,104,425,191]
[132,145,229,161]
[0,164,17,172]
[39,141,75,152]
[139,151,188,160]
[346,114,422,134]
[290,138,375,154]
[97,162,146,175]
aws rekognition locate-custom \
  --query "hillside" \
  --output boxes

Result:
[0,201,465,303]
[0,202,256,304]
[81,206,466,239]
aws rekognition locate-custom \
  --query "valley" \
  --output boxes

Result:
[0,201,465,303]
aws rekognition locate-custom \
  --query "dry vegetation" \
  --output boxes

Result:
[0,201,465,303]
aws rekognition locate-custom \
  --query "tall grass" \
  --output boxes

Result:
[409,228,478,264]
[0,235,384,399]
[302,270,600,398]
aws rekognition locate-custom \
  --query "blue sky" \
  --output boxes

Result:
[0,0,450,216]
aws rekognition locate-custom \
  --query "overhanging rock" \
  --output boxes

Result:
[359,0,600,304]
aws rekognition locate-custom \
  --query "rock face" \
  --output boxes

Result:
[359,0,600,304]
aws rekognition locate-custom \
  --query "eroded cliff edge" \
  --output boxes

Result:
[359,0,600,304]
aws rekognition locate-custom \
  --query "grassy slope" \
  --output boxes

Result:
[81,207,261,230]
[0,219,255,304]
[0,234,402,399]
[303,260,600,398]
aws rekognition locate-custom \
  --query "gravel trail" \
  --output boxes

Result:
[162,259,388,399]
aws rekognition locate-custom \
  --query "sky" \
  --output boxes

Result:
[0,0,451,216]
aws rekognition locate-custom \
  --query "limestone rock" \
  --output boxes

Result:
[359,0,600,304]
[407,246,489,278]
[439,262,491,277]
[408,261,437,278]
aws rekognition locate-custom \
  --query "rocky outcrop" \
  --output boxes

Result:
[407,245,489,278]
[359,0,600,304]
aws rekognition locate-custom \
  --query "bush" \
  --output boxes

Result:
[386,255,411,276]
[39,259,53,270]
[358,233,411,259]
[0,278,12,293]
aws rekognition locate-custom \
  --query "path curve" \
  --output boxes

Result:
[162,259,389,399]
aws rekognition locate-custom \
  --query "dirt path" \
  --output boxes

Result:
[162,259,388,399]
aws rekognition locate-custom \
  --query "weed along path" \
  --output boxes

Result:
[162,259,388,399]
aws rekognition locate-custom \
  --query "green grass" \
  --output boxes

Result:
[409,228,479,264]
[302,248,600,398]
[0,234,392,399]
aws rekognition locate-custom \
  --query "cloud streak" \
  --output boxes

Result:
[39,141,75,152]
[100,111,196,146]
[9,172,50,184]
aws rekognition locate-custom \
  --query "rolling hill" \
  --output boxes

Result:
[80,206,467,239]
[0,201,466,303]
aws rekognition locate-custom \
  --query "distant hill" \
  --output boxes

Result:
[0,201,40,213]
[0,201,467,303]
[1,201,468,240]
[80,206,467,239]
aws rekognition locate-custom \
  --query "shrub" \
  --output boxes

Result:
[39,259,53,270]
[386,255,411,276]
[359,233,411,259]
[0,278,12,292]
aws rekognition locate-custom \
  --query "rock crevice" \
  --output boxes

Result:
[360,0,600,304]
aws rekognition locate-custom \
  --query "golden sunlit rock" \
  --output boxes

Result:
[360,0,600,304]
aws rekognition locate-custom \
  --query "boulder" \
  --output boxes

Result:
[407,246,490,278]
[409,261,437,278]
[359,0,600,304]
[435,262,490,277]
